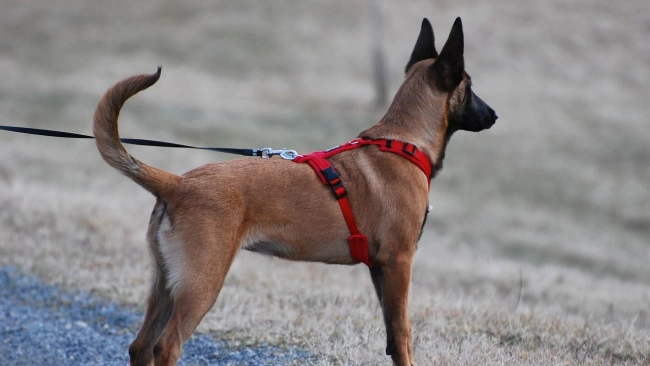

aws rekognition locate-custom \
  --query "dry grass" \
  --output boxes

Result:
[1,0,649,364]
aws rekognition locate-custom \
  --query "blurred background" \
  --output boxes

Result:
[0,0,648,363]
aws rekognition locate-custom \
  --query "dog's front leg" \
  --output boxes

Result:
[381,254,415,366]
[370,265,396,357]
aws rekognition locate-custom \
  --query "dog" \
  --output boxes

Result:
[93,17,497,366]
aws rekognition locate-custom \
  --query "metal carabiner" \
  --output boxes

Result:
[259,147,298,160]
[260,147,274,158]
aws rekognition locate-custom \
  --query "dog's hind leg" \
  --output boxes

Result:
[152,223,242,365]
[152,266,235,365]
[128,201,175,366]
[128,268,174,366]
[370,265,396,357]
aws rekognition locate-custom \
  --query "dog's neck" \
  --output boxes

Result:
[359,80,450,179]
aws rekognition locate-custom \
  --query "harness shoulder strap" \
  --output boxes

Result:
[293,153,372,267]
[293,138,432,268]
[360,138,432,189]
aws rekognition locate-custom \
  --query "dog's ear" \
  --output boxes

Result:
[431,17,464,91]
[405,18,438,74]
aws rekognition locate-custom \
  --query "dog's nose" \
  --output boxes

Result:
[491,109,498,121]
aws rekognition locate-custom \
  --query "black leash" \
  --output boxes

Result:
[0,125,264,157]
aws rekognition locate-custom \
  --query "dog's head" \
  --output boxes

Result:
[405,18,497,134]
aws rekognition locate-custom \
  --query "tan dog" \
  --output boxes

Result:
[93,17,496,366]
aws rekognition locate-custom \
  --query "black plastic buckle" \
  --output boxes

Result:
[321,166,347,199]
[321,166,341,185]
[402,143,417,156]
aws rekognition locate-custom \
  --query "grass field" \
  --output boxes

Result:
[1,1,649,364]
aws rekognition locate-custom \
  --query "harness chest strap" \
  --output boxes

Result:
[293,138,432,268]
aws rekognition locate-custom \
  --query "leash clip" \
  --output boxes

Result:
[260,147,298,160]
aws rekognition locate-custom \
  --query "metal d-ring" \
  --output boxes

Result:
[280,149,298,160]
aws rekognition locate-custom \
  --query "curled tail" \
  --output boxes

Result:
[93,67,180,198]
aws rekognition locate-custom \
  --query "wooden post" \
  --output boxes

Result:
[369,0,389,109]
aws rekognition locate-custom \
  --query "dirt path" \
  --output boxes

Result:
[0,267,312,365]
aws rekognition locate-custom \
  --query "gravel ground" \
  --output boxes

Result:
[0,267,313,365]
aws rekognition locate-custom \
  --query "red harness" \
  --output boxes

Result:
[293,138,432,268]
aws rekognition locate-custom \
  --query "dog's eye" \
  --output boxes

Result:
[460,88,469,103]
[462,83,472,103]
